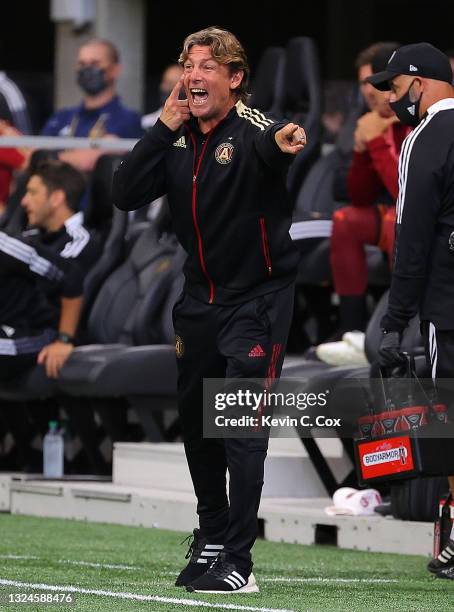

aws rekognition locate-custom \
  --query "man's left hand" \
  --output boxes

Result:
[37,341,74,379]
[275,123,307,154]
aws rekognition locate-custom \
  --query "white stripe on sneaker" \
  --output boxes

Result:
[205,544,224,550]
[201,551,219,557]
[196,559,208,564]
[228,576,243,588]
[192,572,259,595]
[232,571,247,585]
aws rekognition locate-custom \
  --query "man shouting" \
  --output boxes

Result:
[113,26,306,594]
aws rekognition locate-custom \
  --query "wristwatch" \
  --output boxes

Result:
[57,332,75,344]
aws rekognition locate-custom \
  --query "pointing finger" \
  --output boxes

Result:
[294,127,307,144]
[168,75,185,101]
[282,123,298,137]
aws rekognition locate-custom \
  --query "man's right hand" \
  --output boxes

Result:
[378,330,406,369]
[357,111,399,143]
[353,125,367,153]
[159,76,190,131]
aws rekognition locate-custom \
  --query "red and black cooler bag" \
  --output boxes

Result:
[354,359,454,486]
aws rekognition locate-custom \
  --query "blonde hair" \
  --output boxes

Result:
[179,27,250,102]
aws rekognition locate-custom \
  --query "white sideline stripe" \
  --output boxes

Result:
[0,554,39,560]
[161,571,397,585]
[0,555,140,570]
[0,579,295,612]
[61,560,139,571]
[263,577,398,584]
[0,556,398,585]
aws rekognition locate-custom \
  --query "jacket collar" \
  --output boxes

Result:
[427,97,454,115]
[187,100,242,136]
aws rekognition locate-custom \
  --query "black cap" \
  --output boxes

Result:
[367,42,453,91]
[371,43,400,74]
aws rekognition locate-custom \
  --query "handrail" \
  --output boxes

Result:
[0,136,138,151]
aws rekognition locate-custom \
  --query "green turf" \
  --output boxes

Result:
[0,514,452,611]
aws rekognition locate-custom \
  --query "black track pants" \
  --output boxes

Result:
[173,283,294,568]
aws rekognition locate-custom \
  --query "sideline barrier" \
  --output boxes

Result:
[0,136,138,151]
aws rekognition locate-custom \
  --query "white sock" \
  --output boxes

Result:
[450,522,454,541]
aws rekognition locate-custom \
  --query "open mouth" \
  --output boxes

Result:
[190,88,208,106]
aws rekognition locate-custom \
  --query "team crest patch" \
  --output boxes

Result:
[175,335,185,358]
[215,142,234,164]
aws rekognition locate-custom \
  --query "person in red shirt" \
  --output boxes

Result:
[330,43,410,335]
[0,120,30,216]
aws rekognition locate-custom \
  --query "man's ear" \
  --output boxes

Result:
[413,77,424,91]
[50,188,66,210]
[230,70,244,91]
[409,77,424,101]
[110,62,122,81]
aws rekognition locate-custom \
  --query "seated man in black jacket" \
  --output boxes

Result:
[114,27,306,595]
[0,160,100,381]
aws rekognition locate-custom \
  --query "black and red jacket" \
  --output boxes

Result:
[113,101,299,304]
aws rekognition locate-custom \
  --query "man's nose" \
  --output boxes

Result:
[190,66,202,81]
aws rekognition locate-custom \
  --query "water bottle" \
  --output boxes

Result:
[43,421,64,478]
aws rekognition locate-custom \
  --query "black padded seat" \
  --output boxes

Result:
[249,47,285,115]
[282,37,322,199]
[84,154,123,236]
[282,290,423,382]
[56,242,185,399]
[0,365,57,401]
[57,345,176,397]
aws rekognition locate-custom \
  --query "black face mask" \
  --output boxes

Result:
[389,79,422,127]
[77,66,109,96]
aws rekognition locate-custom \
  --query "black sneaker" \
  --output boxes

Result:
[427,539,454,574]
[436,565,454,580]
[175,529,224,587]
[186,552,259,593]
